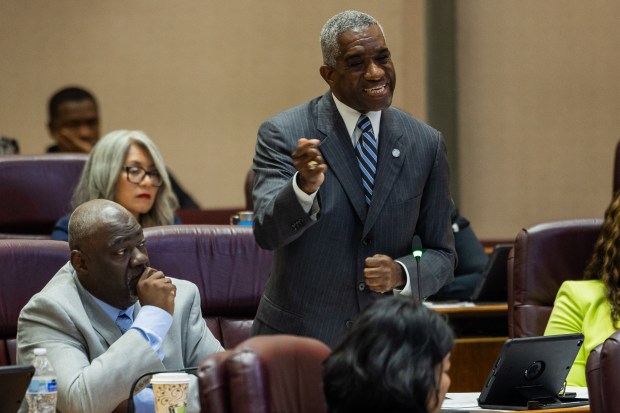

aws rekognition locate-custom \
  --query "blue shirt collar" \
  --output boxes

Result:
[89,293,135,323]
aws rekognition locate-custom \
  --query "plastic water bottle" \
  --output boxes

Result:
[25,348,57,413]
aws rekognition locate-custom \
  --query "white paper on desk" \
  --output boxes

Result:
[442,392,481,410]
[442,389,589,412]
[566,386,589,399]
[424,301,476,309]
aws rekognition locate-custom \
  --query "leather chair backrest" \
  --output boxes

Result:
[199,351,234,413]
[0,239,70,365]
[587,343,603,413]
[508,219,602,337]
[198,335,331,413]
[598,329,620,413]
[0,154,87,237]
[143,225,273,348]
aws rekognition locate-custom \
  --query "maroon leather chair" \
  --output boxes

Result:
[143,225,273,348]
[586,330,620,413]
[586,343,603,413]
[0,154,87,238]
[198,335,331,413]
[508,219,602,337]
[0,239,70,365]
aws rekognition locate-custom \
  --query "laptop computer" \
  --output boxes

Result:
[478,333,588,410]
[470,244,512,303]
[0,365,35,413]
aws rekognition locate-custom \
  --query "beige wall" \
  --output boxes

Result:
[0,0,426,208]
[2,1,618,240]
[456,1,620,239]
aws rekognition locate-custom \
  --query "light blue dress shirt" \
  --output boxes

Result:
[90,294,173,413]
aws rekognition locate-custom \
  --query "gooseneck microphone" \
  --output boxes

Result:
[127,366,198,413]
[412,235,423,304]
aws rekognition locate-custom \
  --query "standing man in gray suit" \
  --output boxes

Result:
[251,10,456,347]
[17,199,223,413]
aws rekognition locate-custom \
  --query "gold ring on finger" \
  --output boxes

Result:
[308,160,319,171]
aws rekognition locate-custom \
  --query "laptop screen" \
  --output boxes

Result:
[478,333,587,410]
[0,365,35,413]
[470,244,513,303]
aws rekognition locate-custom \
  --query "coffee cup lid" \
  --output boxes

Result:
[150,372,191,384]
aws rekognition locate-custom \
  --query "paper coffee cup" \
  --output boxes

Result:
[151,372,191,413]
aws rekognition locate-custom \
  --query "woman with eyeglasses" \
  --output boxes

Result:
[51,130,179,241]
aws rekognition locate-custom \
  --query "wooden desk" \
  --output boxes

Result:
[176,207,245,225]
[433,303,508,317]
[449,406,589,412]
[449,336,507,392]
[431,303,508,392]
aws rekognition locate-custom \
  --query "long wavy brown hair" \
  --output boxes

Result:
[584,192,620,327]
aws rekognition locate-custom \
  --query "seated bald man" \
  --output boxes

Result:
[16,199,223,413]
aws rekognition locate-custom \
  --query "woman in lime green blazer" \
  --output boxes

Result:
[545,193,620,386]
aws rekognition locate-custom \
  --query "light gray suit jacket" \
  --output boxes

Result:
[251,92,456,347]
[16,262,223,413]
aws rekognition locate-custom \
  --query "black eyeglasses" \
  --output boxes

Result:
[124,166,163,187]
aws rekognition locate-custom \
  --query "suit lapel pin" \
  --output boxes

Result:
[392,148,400,158]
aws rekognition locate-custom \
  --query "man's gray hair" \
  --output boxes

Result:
[320,10,384,67]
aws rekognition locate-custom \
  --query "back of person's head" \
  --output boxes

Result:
[48,86,97,121]
[323,296,454,413]
[584,191,620,326]
[320,10,383,67]
[71,130,178,227]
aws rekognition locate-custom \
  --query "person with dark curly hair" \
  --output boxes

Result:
[545,192,620,386]
[323,296,454,413]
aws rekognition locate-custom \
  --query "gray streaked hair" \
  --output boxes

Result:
[320,10,384,67]
[71,130,179,228]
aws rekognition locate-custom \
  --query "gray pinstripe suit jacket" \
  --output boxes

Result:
[251,92,456,347]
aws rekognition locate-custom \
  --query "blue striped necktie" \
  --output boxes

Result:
[116,311,132,334]
[356,114,378,205]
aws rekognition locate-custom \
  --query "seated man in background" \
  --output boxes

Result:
[323,296,454,413]
[17,199,223,413]
[46,86,99,154]
[46,86,200,209]
[429,204,489,301]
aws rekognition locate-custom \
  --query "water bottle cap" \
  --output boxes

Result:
[33,348,47,356]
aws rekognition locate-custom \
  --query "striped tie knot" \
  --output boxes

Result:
[356,114,378,205]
